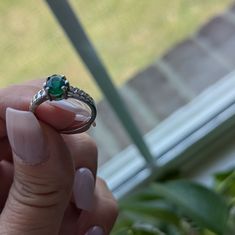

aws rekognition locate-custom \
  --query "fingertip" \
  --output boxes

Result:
[73,168,95,211]
[75,178,118,235]
[36,103,76,130]
[85,226,104,235]
[6,108,47,165]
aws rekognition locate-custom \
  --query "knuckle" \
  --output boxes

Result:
[98,177,108,188]
[13,170,73,208]
[78,133,98,166]
[95,178,119,221]
[68,133,98,160]
[108,199,119,220]
[102,197,119,226]
[65,133,98,175]
[83,134,98,158]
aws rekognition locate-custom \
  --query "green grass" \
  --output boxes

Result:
[0,0,233,100]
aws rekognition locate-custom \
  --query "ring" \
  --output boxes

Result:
[29,74,97,134]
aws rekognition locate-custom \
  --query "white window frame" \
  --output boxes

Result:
[99,71,235,199]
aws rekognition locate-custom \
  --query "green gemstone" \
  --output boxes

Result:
[46,75,66,98]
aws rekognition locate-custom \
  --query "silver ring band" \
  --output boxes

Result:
[29,74,97,134]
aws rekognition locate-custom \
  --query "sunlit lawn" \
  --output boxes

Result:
[0,0,233,100]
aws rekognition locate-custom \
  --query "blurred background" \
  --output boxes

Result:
[0,0,233,99]
[1,0,234,165]
[1,0,235,174]
[2,1,235,234]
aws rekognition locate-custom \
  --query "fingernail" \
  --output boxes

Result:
[85,226,104,235]
[6,108,47,165]
[73,168,95,211]
[51,100,91,122]
[50,100,79,113]
[74,114,90,122]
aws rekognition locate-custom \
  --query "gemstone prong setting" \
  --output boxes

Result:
[29,74,97,134]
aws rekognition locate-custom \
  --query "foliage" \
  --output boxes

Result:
[112,168,235,235]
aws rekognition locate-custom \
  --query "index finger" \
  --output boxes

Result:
[0,79,76,138]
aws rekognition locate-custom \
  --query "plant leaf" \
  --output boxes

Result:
[112,227,134,235]
[120,200,180,226]
[214,169,235,197]
[151,180,229,235]
[124,188,162,202]
[132,222,165,235]
[214,169,235,185]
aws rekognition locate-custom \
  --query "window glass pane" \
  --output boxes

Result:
[71,0,233,89]
[1,1,235,185]
[0,0,100,99]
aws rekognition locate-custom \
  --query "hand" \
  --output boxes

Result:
[0,80,118,235]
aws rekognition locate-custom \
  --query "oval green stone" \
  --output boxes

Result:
[46,75,66,98]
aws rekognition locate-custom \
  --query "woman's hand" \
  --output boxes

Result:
[0,80,118,235]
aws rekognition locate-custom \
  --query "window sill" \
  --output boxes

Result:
[98,71,235,199]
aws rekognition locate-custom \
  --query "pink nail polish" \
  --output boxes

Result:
[85,226,104,235]
[50,100,91,122]
[6,108,47,165]
[50,100,79,113]
[73,168,95,211]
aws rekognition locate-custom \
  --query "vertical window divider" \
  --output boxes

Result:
[45,0,155,166]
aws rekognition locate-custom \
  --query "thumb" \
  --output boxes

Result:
[0,108,74,235]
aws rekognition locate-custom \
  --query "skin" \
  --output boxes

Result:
[0,79,118,235]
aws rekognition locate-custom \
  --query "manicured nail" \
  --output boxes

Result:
[85,226,104,235]
[6,108,47,165]
[51,100,91,122]
[73,168,95,211]
[50,100,79,113]
[74,114,90,122]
